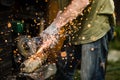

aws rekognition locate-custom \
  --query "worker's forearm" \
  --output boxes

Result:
[53,0,89,28]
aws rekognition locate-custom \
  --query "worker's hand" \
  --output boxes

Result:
[20,53,47,73]
[20,57,42,73]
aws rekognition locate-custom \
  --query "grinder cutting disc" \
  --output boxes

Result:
[17,36,37,58]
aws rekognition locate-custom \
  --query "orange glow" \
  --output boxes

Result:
[7,22,11,28]
[61,51,67,57]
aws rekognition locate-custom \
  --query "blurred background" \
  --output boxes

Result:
[0,0,120,80]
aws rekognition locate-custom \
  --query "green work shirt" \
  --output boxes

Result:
[69,0,116,45]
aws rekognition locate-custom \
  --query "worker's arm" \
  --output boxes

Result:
[53,0,89,28]
[44,0,89,35]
